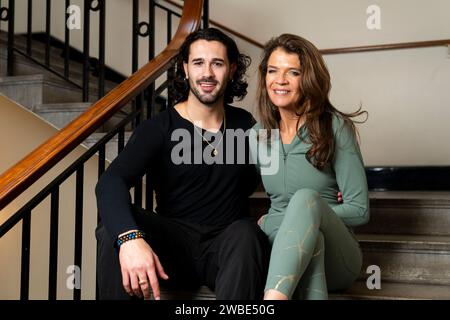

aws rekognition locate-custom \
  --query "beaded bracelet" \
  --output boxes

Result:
[116,230,146,247]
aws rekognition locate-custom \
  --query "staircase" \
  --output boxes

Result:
[2,10,450,301]
[0,31,131,161]
[252,191,450,300]
[152,191,450,300]
[348,191,450,299]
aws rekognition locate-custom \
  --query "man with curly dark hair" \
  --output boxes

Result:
[95,28,270,300]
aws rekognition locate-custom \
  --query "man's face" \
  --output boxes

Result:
[184,39,236,106]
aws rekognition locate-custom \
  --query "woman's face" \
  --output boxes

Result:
[265,48,302,111]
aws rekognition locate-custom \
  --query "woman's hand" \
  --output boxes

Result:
[257,214,267,226]
[338,191,343,203]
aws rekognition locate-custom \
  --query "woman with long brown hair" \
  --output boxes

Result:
[250,34,369,299]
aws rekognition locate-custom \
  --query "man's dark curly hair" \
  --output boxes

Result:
[172,28,251,104]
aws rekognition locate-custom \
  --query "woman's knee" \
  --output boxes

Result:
[286,188,321,220]
[291,188,320,204]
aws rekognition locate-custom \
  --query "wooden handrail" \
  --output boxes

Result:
[321,39,450,55]
[164,1,450,55]
[0,0,203,211]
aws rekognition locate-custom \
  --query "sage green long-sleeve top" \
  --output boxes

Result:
[250,115,369,227]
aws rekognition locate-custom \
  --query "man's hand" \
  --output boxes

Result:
[338,191,343,203]
[118,238,169,300]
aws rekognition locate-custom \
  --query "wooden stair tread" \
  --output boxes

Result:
[251,190,450,201]
[356,233,450,251]
[331,280,450,300]
[155,281,450,300]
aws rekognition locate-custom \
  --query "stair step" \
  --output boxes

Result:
[357,234,450,285]
[34,102,93,112]
[1,75,130,131]
[0,74,82,109]
[155,286,215,300]
[155,233,450,299]
[357,191,450,236]
[249,191,450,236]
[330,280,450,300]
[33,102,93,129]
[153,280,450,300]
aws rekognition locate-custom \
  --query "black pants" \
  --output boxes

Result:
[96,206,270,300]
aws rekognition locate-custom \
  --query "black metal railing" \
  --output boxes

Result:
[1,0,210,102]
[0,0,208,300]
[0,108,140,300]
[1,0,106,100]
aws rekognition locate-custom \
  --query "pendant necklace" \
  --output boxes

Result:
[186,107,226,157]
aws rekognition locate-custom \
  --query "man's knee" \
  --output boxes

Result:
[226,219,267,247]
[218,220,270,263]
[215,220,270,299]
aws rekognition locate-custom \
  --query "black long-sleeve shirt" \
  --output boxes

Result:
[96,105,260,241]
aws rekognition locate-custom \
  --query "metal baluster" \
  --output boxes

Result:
[48,188,59,300]
[82,0,90,102]
[167,12,175,109]
[45,0,51,66]
[166,11,172,45]
[97,143,105,227]
[146,0,155,120]
[20,211,31,300]
[203,0,209,29]
[148,0,155,61]
[98,0,105,98]
[133,115,143,206]
[144,1,156,211]
[130,1,143,209]
[7,0,15,76]
[26,0,32,56]
[132,0,139,74]
[131,0,140,128]
[98,144,105,179]
[73,167,84,300]
[146,85,155,120]
[64,0,70,78]
[95,142,105,301]
[118,127,125,154]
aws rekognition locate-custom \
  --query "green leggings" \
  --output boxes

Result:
[261,188,362,299]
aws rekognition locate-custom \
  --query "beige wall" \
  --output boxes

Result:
[2,0,450,165]
[0,95,98,299]
[210,0,450,166]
